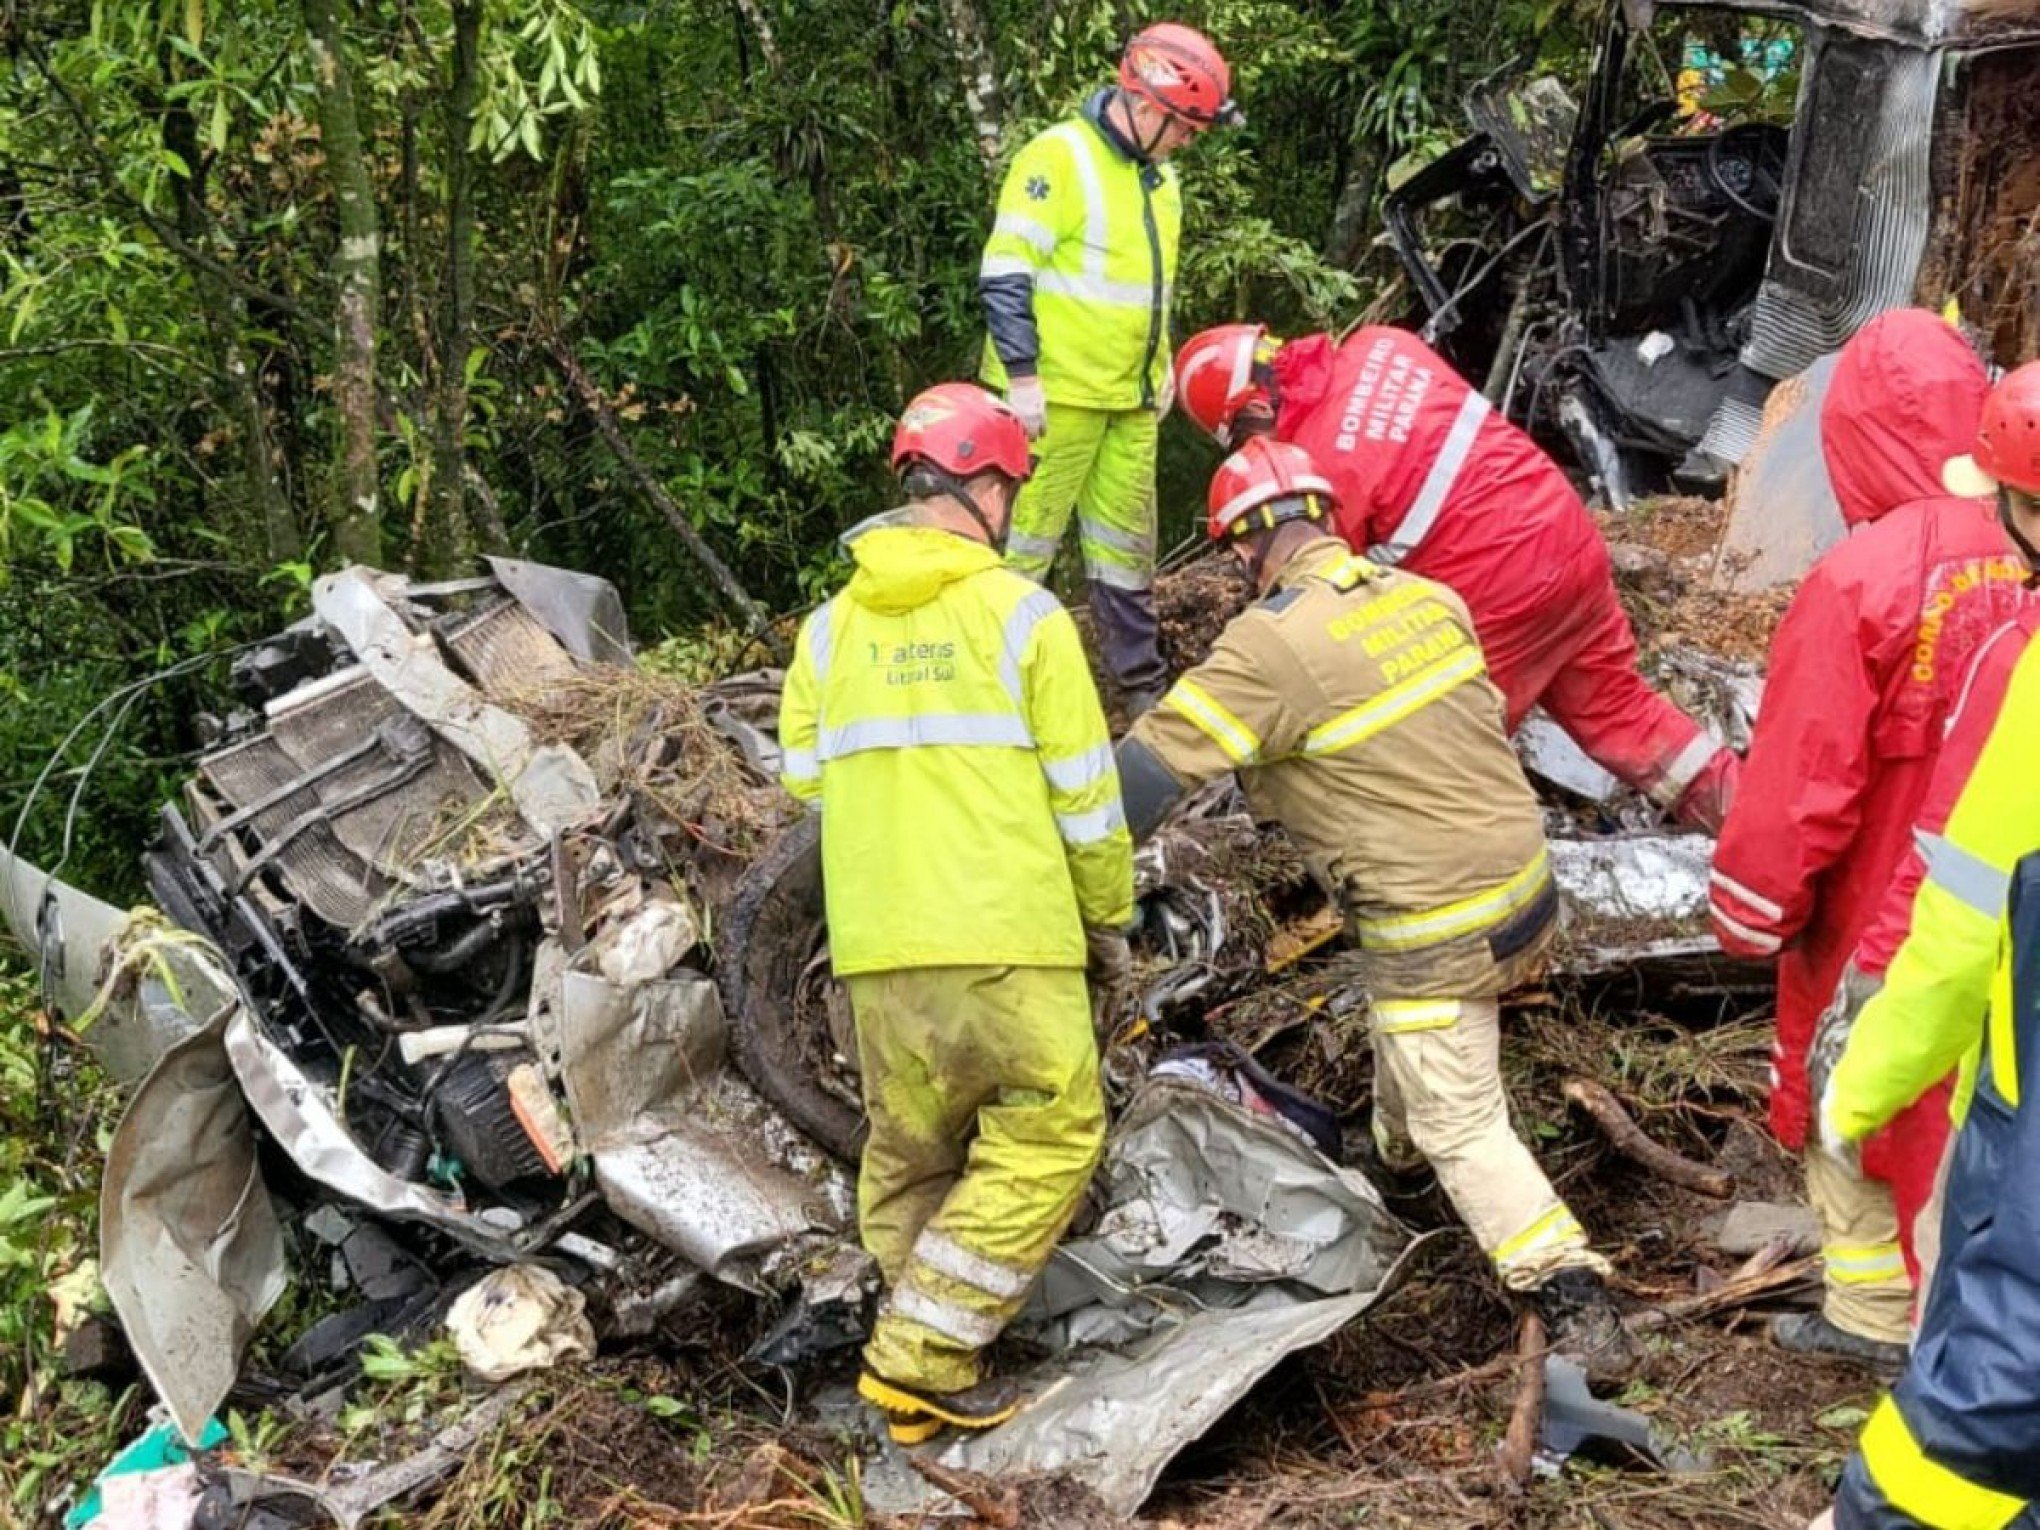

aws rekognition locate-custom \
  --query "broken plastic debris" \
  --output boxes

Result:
[1637,332,1675,367]
[1537,1355,1710,1475]
[444,1265,596,1383]
[65,1416,227,1530]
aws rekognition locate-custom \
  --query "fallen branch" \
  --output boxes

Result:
[907,1457,1020,1528]
[1627,1255,1819,1334]
[543,332,780,651]
[1563,1077,1736,1200]
[1493,1312,1546,1488]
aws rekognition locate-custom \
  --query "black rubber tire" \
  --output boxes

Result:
[715,815,867,1162]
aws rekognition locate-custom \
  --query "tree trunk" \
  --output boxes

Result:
[1323,136,1383,272]
[159,46,299,560]
[731,0,783,72]
[939,0,1005,176]
[303,0,383,567]
[425,0,487,568]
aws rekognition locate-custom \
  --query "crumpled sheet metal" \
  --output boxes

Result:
[0,851,217,1084]
[556,963,843,1287]
[1550,833,1712,925]
[222,1006,529,1259]
[1516,712,1621,803]
[0,847,124,1026]
[1719,353,1846,593]
[100,996,289,1445]
[1655,0,2040,49]
[312,567,600,837]
[864,1081,1417,1520]
[485,556,633,667]
[1029,1080,1408,1348]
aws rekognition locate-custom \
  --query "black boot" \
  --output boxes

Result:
[1349,1130,1449,1229]
[1770,1312,1907,1375]
[1529,1268,1641,1387]
[858,1371,1024,1445]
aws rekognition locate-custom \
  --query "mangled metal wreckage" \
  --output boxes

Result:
[1386,0,2040,512]
[3,556,1751,1518]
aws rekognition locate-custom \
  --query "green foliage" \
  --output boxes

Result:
[0,956,140,1518]
[0,0,1597,893]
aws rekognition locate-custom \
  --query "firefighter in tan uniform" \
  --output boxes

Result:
[1116,437,1634,1376]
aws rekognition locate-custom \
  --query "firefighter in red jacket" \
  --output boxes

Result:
[1173,321,1738,828]
[1706,310,2033,1367]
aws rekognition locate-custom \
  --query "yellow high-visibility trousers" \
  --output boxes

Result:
[851,964,1105,1394]
[1005,402,1164,696]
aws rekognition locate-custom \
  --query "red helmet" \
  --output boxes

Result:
[1119,24,1242,129]
[1175,323,1275,445]
[891,383,1034,483]
[1945,360,2040,497]
[1207,437,1338,541]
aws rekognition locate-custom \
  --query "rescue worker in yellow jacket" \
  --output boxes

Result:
[1114,436,1634,1378]
[980,23,1240,715]
[778,383,1134,1443]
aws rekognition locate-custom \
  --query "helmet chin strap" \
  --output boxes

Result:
[2001,487,2040,578]
[1119,88,1174,160]
[937,469,1008,554]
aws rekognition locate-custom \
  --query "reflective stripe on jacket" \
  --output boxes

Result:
[978,92,1181,411]
[1835,853,2040,1528]
[1271,327,1604,669]
[778,520,1133,974]
[1124,536,1550,997]
[1708,309,2027,1153]
[1830,607,2040,1144]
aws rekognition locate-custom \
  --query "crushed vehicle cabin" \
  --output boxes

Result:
[1385,0,2040,506]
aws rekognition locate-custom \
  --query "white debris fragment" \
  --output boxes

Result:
[444,1265,596,1383]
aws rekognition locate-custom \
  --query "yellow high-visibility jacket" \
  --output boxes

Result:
[778,518,1133,975]
[978,92,1181,412]
[1830,609,2040,1141]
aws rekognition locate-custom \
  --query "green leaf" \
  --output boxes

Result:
[1816,1405,1870,1432]
[208,91,229,153]
[184,0,204,49]
[108,524,155,562]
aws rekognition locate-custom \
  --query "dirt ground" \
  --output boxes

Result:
[1600,496,1790,666]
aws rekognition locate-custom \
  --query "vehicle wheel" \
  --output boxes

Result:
[715,815,866,1162]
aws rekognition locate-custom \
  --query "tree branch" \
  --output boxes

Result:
[24,41,309,323]
[542,330,778,648]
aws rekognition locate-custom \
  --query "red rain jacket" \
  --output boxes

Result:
[1273,327,1727,817]
[1708,310,2028,1175]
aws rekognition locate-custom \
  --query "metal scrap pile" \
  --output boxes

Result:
[5,546,1778,1521]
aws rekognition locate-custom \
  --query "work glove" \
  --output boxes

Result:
[1807,963,1878,1168]
[1007,373,1048,440]
[1154,364,1176,422]
[1084,925,1136,1046]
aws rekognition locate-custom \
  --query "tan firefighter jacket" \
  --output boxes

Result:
[1121,536,1555,997]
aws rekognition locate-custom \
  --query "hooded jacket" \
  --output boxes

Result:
[778,520,1133,975]
[1708,309,2028,1158]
